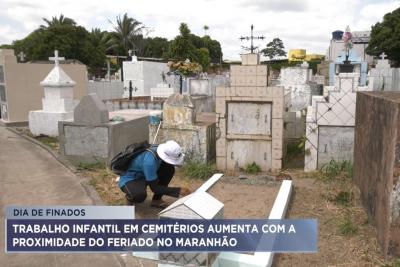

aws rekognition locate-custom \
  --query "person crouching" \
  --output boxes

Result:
[118,140,191,208]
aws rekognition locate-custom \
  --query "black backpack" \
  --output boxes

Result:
[110,140,151,175]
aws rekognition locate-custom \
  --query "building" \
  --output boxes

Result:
[288,49,324,62]
[0,49,87,125]
[326,30,373,64]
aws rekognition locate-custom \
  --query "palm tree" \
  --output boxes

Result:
[203,25,209,36]
[107,13,145,55]
[41,14,76,28]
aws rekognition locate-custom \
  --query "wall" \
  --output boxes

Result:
[122,60,169,96]
[2,59,87,123]
[353,91,400,256]
[87,81,124,100]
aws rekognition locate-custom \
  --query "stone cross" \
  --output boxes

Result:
[18,51,26,62]
[380,52,387,60]
[49,50,65,67]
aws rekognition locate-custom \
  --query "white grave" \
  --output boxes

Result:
[368,52,400,91]
[122,57,169,97]
[150,83,176,100]
[158,174,224,267]
[279,62,318,111]
[29,50,77,137]
[304,73,371,171]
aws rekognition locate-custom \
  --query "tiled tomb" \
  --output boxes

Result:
[304,73,370,171]
[215,53,285,172]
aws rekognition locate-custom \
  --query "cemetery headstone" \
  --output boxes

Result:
[29,50,77,137]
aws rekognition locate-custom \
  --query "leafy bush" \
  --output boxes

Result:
[320,160,353,180]
[182,161,216,180]
[245,162,261,174]
[339,216,358,236]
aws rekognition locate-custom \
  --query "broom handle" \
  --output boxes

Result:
[152,119,162,144]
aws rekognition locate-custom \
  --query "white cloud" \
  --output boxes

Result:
[0,0,398,60]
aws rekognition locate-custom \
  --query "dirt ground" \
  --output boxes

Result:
[80,165,399,267]
[15,129,399,267]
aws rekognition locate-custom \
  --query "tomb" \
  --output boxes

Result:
[215,53,285,172]
[304,72,370,171]
[279,62,319,112]
[29,51,78,137]
[368,53,400,91]
[58,94,149,163]
[149,93,216,163]
[353,91,400,257]
[0,49,87,125]
[327,28,369,86]
[122,56,169,98]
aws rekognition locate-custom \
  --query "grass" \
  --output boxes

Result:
[182,160,216,180]
[320,159,353,181]
[338,214,359,236]
[244,162,261,174]
[77,161,106,171]
[83,164,125,205]
[333,190,354,207]
[284,138,305,169]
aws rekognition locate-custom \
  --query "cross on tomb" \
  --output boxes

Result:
[49,50,65,67]
[380,52,387,60]
[18,51,26,62]
[239,24,265,53]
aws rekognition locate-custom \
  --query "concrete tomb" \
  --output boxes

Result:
[304,72,370,171]
[29,50,78,137]
[59,94,149,163]
[368,53,400,92]
[215,53,285,172]
[353,92,400,257]
[149,93,216,163]
[122,57,169,98]
[279,61,319,112]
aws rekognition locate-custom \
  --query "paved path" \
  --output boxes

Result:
[0,126,127,267]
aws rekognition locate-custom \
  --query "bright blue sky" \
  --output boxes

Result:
[0,0,398,59]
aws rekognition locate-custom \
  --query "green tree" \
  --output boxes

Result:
[196,47,211,70]
[12,20,106,75]
[87,28,108,75]
[200,35,222,63]
[366,7,400,64]
[166,23,198,61]
[140,37,170,58]
[40,14,76,28]
[107,13,145,55]
[261,38,286,59]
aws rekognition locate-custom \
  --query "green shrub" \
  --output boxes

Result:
[245,162,261,174]
[182,161,216,180]
[339,216,358,236]
[320,160,353,180]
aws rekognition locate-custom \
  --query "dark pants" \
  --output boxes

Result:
[122,162,175,203]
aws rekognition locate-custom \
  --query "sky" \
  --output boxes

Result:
[0,0,399,60]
